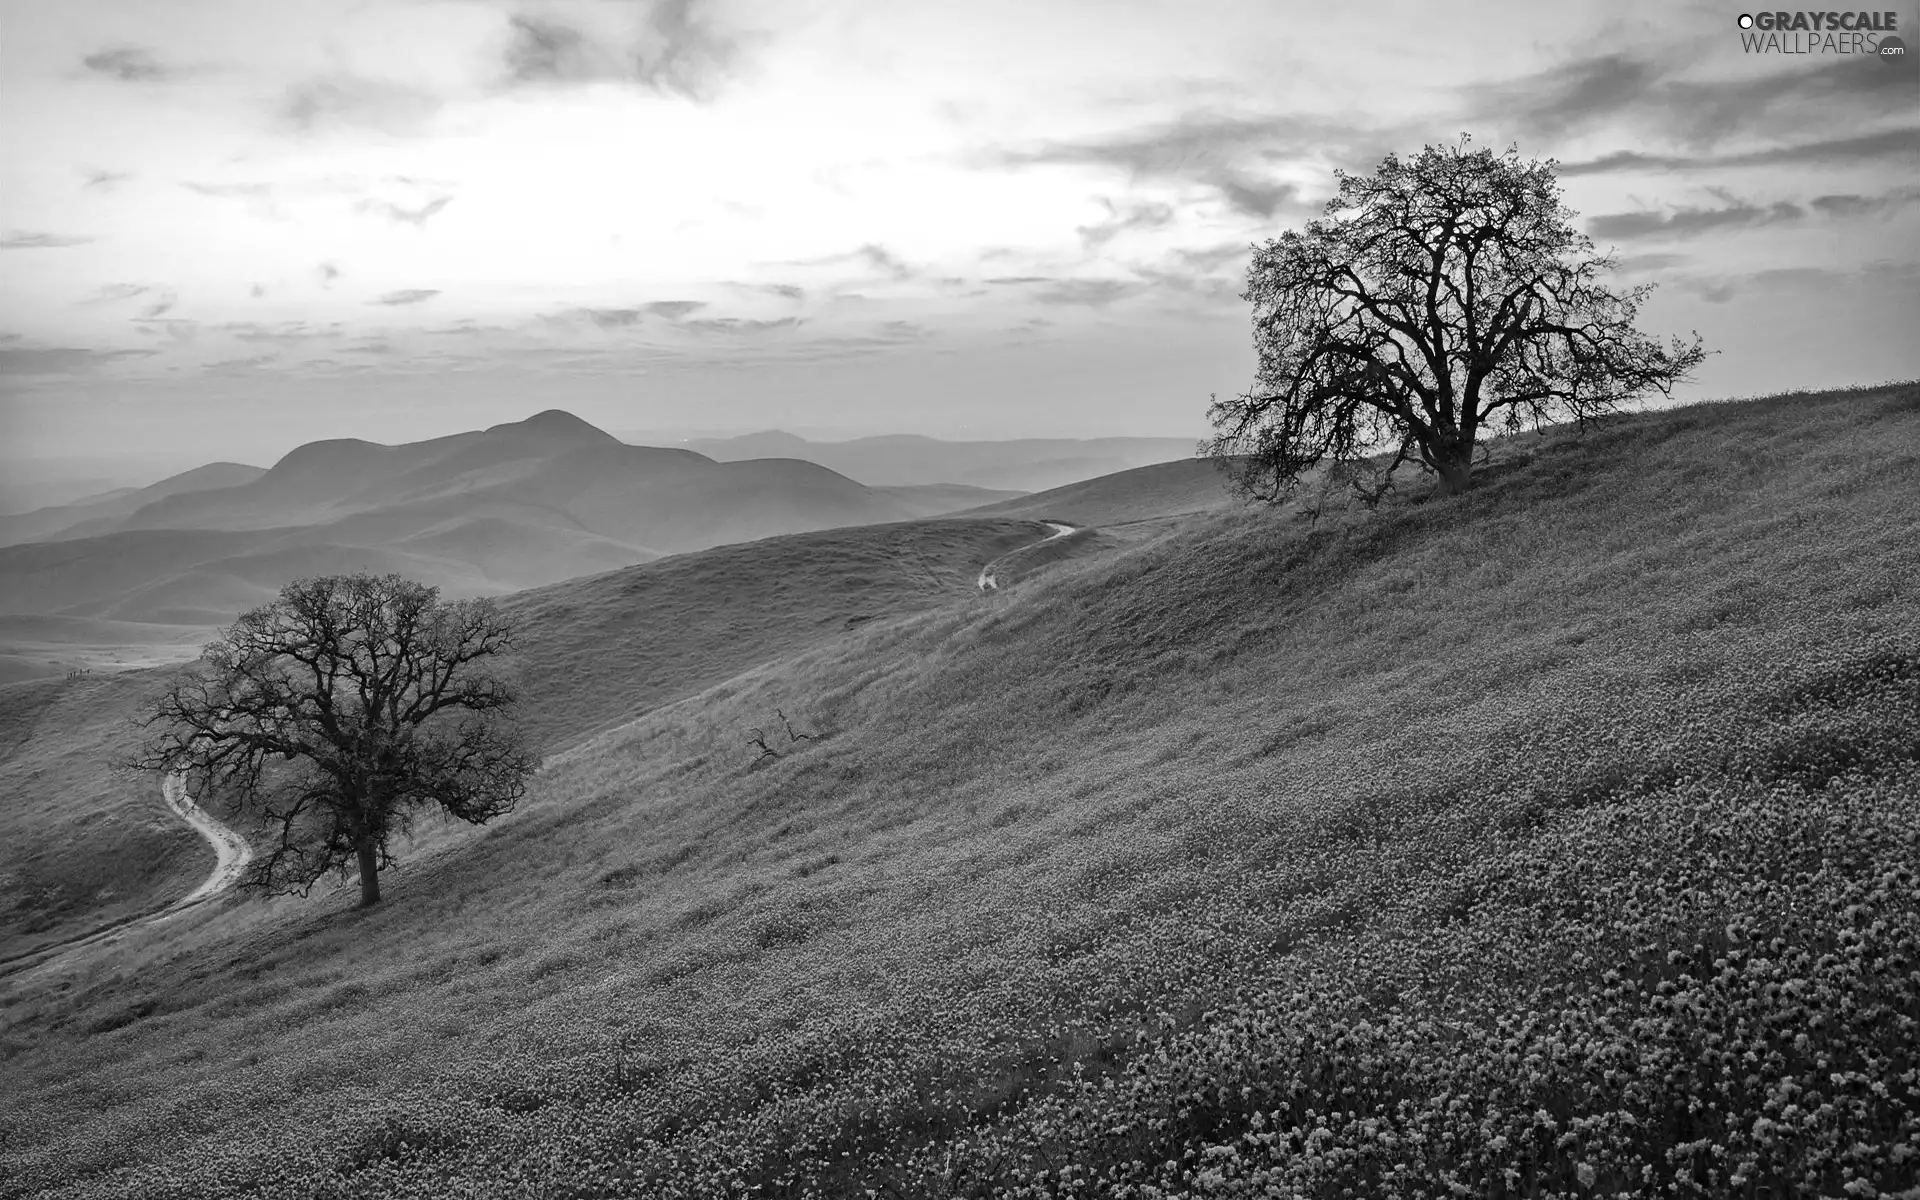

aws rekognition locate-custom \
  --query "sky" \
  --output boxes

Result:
[1,0,1916,477]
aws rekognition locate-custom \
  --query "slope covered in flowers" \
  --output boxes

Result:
[0,383,1916,1198]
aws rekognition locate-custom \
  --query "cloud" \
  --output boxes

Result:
[183,182,277,200]
[81,283,151,306]
[1470,47,1917,154]
[563,300,709,328]
[1031,278,1139,307]
[1462,52,1664,143]
[1077,198,1176,248]
[986,111,1339,219]
[855,244,912,280]
[499,0,749,102]
[1588,198,1805,241]
[280,75,442,136]
[635,0,751,101]
[1808,184,1920,219]
[1671,261,1917,304]
[132,318,198,343]
[1561,127,1920,176]
[181,179,331,221]
[681,316,801,335]
[80,46,183,83]
[1589,182,1920,242]
[205,354,282,373]
[503,14,606,83]
[1172,241,1251,272]
[372,289,440,306]
[781,243,915,281]
[1653,57,1917,149]
[1,231,95,249]
[0,345,158,375]
[1610,252,1692,274]
[223,321,343,344]
[639,299,707,320]
[357,195,455,226]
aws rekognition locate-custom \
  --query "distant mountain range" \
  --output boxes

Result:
[0,411,1024,627]
[0,462,268,547]
[630,430,1203,494]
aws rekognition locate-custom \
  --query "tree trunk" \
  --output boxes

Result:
[1435,450,1473,496]
[355,835,381,907]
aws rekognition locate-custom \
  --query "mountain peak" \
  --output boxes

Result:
[486,410,618,444]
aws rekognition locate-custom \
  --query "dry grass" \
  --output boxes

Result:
[0,676,201,962]
[500,516,1067,752]
[0,383,1915,1198]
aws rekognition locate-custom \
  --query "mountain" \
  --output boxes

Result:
[650,430,1202,493]
[0,462,266,547]
[0,410,1017,626]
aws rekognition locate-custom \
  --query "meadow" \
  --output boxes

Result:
[0,382,1915,1198]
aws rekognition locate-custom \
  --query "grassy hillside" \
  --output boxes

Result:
[867,482,1027,516]
[959,454,1240,533]
[0,517,1061,956]
[0,675,202,964]
[0,616,209,685]
[500,516,1069,752]
[0,384,1915,1198]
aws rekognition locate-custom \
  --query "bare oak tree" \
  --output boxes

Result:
[1205,136,1707,501]
[128,573,538,908]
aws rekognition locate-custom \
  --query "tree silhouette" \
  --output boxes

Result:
[128,573,537,908]
[1205,136,1707,501]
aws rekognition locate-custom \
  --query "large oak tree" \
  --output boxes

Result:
[130,573,537,908]
[1205,137,1707,501]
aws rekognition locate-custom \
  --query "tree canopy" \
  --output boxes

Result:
[130,573,537,908]
[1205,136,1707,501]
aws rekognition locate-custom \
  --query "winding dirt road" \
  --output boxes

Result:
[977,522,1076,591]
[160,773,253,908]
[0,775,252,978]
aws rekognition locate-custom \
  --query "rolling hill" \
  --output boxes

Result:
[673,429,1201,492]
[0,461,266,548]
[0,513,1059,958]
[1,383,1915,1198]
[956,454,1241,530]
[500,516,1070,753]
[0,411,1017,628]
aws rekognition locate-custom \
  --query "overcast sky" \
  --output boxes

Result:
[2,0,1916,473]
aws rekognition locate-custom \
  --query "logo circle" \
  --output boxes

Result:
[1880,34,1907,59]
[1737,13,1754,28]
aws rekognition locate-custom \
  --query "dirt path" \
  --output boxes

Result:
[977,522,1077,591]
[0,774,251,978]
[161,773,253,906]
